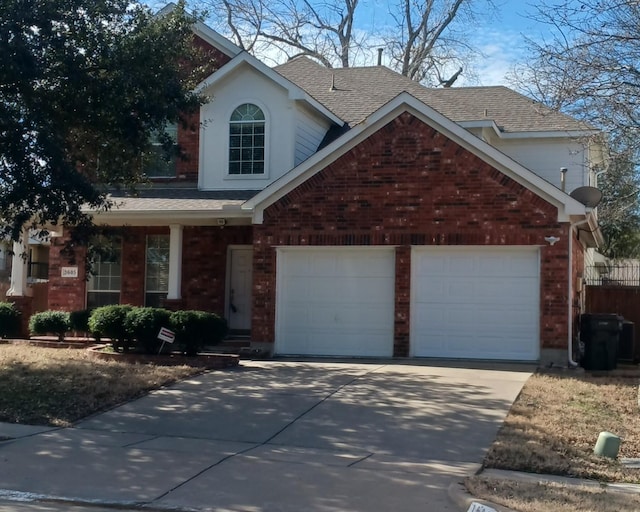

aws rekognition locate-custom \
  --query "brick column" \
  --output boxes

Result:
[394,245,411,357]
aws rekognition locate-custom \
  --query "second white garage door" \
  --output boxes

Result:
[276,247,395,357]
[411,246,540,360]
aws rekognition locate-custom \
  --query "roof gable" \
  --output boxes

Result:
[197,53,343,126]
[244,92,589,223]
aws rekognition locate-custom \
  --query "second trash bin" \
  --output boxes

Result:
[580,314,623,371]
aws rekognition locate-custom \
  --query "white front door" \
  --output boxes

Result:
[228,247,253,331]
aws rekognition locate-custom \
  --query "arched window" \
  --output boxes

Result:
[229,103,265,175]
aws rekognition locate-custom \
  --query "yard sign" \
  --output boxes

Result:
[157,327,176,355]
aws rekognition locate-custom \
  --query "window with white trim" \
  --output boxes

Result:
[87,239,121,309]
[145,235,169,307]
[229,103,265,175]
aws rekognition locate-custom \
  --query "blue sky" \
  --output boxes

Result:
[162,0,555,87]
[469,2,548,86]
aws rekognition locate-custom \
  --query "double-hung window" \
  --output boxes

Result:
[146,123,178,178]
[87,239,122,308]
[145,235,169,307]
[229,104,265,175]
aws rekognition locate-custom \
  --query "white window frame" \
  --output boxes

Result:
[145,234,170,307]
[87,239,122,308]
[225,101,269,179]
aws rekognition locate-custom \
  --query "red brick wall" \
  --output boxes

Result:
[120,227,168,306]
[47,225,253,316]
[252,112,573,356]
[47,235,88,311]
[181,225,253,314]
[153,35,234,185]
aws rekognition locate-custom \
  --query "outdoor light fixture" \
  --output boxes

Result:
[545,236,560,246]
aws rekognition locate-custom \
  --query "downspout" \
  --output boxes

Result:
[567,215,591,367]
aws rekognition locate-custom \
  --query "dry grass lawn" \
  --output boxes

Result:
[0,344,203,426]
[467,369,640,512]
[483,370,640,483]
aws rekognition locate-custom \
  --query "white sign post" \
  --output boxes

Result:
[157,327,175,354]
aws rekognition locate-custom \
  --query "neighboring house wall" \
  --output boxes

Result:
[496,139,590,192]
[252,112,573,356]
[573,229,587,325]
[199,65,297,190]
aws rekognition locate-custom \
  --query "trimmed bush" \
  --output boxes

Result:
[124,307,172,354]
[69,309,92,333]
[170,310,228,356]
[88,305,133,351]
[29,311,71,341]
[0,302,20,338]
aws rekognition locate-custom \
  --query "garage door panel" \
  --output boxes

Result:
[415,278,537,306]
[288,252,392,278]
[279,330,392,357]
[286,277,393,303]
[277,248,395,357]
[416,333,537,360]
[417,251,538,279]
[300,303,392,329]
[417,303,537,331]
[412,247,539,360]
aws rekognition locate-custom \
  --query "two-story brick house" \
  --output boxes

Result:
[7,7,604,365]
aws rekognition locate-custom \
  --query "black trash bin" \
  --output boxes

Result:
[618,321,637,362]
[580,314,623,371]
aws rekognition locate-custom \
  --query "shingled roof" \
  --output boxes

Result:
[92,188,259,214]
[274,57,594,133]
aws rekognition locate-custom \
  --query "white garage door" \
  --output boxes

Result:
[412,247,540,360]
[276,247,395,357]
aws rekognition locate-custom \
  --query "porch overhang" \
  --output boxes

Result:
[83,188,258,227]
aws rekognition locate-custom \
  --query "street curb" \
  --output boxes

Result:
[452,468,640,512]
[447,479,516,512]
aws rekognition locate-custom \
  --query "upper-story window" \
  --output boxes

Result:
[146,123,178,178]
[229,103,265,175]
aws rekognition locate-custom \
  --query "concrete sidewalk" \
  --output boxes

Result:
[0,361,532,511]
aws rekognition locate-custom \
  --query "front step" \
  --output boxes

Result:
[205,338,270,359]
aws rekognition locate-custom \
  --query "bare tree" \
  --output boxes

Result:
[386,0,473,84]
[195,0,495,84]
[597,146,640,259]
[201,0,364,68]
[510,0,640,143]
[509,0,640,258]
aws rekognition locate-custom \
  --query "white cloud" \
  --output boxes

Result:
[462,29,529,86]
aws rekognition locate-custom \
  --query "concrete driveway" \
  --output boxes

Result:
[0,360,531,511]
